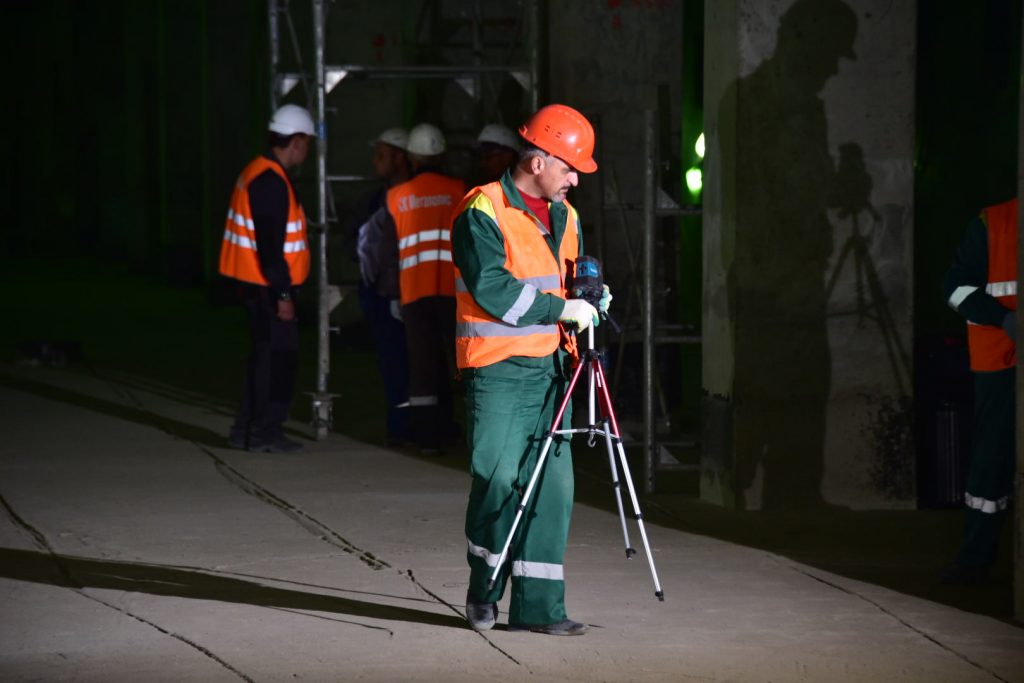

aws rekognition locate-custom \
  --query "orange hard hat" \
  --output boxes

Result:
[518,104,597,174]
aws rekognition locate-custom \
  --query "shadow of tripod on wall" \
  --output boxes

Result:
[824,142,914,499]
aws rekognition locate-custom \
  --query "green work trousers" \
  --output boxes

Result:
[464,360,574,626]
[957,366,1015,569]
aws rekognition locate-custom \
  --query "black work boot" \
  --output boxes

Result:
[466,591,498,631]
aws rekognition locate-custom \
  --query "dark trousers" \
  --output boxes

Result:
[230,286,298,444]
[358,284,410,441]
[402,295,456,450]
[957,366,1015,568]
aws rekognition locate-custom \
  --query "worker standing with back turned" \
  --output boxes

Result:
[221,104,314,454]
[376,123,466,454]
[454,104,609,636]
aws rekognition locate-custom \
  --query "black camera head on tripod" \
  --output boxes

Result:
[570,255,604,308]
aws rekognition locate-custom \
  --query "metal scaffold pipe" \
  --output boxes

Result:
[311,0,333,440]
[268,0,280,110]
[642,109,656,494]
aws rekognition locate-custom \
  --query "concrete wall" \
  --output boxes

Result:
[548,0,684,277]
[703,0,916,509]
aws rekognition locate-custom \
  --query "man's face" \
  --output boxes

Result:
[537,155,578,203]
[292,134,311,166]
[372,141,399,180]
[476,146,517,184]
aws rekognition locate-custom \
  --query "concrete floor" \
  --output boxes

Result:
[1,361,1022,682]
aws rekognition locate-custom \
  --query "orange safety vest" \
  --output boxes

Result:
[219,156,310,286]
[967,198,1018,371]
[453,181,580,369]
[386,172,466,305]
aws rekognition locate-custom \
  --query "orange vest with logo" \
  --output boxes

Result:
[967,198,1018,371]
[219,157,310,286]
[386,172,466,305]
[454,182,580,369]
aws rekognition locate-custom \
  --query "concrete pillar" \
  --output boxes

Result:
[702,0,916,509]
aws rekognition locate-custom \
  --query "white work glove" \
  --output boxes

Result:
[559,299,599,332]
[390,299,403,321]
[598,284,612,314]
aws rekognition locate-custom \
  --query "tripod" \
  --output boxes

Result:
[824,205,912,398]
[486,323,665,601]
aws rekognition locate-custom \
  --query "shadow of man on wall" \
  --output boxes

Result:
[721,0,866,509]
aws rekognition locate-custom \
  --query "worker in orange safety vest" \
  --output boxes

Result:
[941,197,1018,583]
[454,104,610,636]
[363,123,466,453]
[220,104,314,454]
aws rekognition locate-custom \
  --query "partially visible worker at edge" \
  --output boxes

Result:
[376,123,466,453]
[357,127,413,446]
[941,197,1018,584]
[220,104,313,454]
[453,104,611,636]
[475,123,521,185]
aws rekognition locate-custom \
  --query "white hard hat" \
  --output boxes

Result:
[268,104,316,136]
[371,127,409,151]
[407,123,446,156]
[477,124,520,152]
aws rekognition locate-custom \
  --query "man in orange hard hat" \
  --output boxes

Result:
[453,104,611,636]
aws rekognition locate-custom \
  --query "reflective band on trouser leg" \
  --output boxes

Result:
[464,372,536,603]
[964,492,1010,514]
[956,366,1015,569]
[511,560,563,580]
[508,374,573,626]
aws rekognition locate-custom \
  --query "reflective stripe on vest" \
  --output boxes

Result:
[218,156,310,286]
[387,173,466,305]
[966,198,1018,372]
[453,182,580,369]
[986,281,1017,298]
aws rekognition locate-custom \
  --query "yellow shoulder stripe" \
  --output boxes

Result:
[465,192,498,221]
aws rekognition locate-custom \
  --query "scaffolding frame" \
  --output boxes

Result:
[593,104,701,494]
[267,0,540,439]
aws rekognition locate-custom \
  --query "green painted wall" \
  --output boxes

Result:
[4,0,269,284]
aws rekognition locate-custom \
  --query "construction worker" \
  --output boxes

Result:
[357,128,413,445]
[941,197,1018,584]
[366,123,466,453]
[475,123,521,184]
[221,104,314,453]
[454,104,608,636]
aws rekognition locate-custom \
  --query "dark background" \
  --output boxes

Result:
[0,0,1021,619]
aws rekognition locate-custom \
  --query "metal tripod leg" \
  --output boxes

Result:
[601,419,635,558]
[588,345,635,558]
[594,354,665,601]
[485,353,586,591]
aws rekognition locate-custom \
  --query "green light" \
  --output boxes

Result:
[685,166,703,194]
[694,132,705,160]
